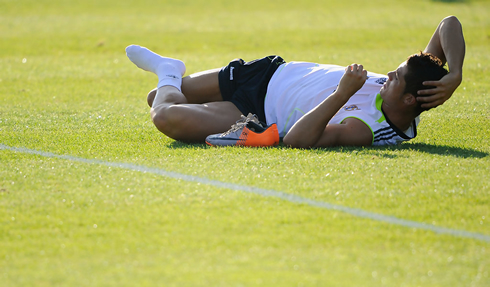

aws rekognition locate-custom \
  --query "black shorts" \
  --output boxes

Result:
[219,55,285,123]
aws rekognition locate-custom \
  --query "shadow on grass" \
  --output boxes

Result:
[168,141,487,159]
[319,143,488,159]
[431,0,467,2]
[168,141,208,149]
[391,142,488,158]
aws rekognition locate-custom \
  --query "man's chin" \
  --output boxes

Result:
[379,89,386,100]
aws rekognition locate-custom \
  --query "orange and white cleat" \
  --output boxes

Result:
[205,113,279,147]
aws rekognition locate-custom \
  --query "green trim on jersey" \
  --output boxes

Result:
[375,93,386,123]
[340,116,375,145]
[283,108,306,134]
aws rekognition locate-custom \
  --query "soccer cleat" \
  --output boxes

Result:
[205,113,280,147]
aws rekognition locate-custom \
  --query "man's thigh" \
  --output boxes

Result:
[152,101,242,142]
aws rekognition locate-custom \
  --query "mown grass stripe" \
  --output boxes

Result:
[2,143,489,243]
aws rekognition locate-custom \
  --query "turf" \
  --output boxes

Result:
[1,0,489,286]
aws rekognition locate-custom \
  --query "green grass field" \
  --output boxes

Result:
[1,0,489,286]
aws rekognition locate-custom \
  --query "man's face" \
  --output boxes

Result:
[380,61,409,107]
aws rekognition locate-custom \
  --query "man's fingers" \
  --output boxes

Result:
[345,64,366,79]
[418,93,446,108]
[347,64,363,71]
[417,89,433,95]
[422,80,442,86]
[417,86,443,95]
[416,93,444,103]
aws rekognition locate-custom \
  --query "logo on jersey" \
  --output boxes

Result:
[376,78,387,85]
[230,66,235,80]
[343,105,360,111]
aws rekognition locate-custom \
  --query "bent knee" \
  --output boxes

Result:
[147,88,157,107]
[151,105,187,140]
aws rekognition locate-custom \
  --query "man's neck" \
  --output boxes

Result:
[381,102,415,131]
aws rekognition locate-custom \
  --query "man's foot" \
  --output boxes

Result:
[205,114,280,147]
[125,45,186,76]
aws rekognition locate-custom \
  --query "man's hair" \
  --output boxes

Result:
[403,52,448,114]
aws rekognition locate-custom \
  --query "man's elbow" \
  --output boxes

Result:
[443,15,462,26]
[282,138,305,149]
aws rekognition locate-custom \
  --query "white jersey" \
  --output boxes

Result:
[264,62,418,146]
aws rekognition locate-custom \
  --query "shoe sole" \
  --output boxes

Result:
[206,124,279,147]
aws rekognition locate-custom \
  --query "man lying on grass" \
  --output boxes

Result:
[125,16,465,148]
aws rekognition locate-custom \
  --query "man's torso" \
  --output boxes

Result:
[264,61,417,145]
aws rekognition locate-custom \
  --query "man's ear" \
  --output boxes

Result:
[403,93,417,106]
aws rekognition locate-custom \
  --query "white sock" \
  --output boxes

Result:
[126,45,186,90]
[155,63,183,90]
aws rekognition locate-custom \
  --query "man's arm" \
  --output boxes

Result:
[311,118,373,148]
[283,64,372,148]
[418,15,466,109]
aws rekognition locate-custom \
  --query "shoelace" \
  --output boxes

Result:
[222,113,260,136]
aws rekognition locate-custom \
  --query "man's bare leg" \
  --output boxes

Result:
[150,86,242,142]
[147,68,223,107]
[126,45,242,142]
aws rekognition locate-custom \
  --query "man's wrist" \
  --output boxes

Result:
[449,69,462,76]
[332,89,355,101]
[449,71,463,84]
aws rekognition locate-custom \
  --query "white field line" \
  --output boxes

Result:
[2,143,489,243]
